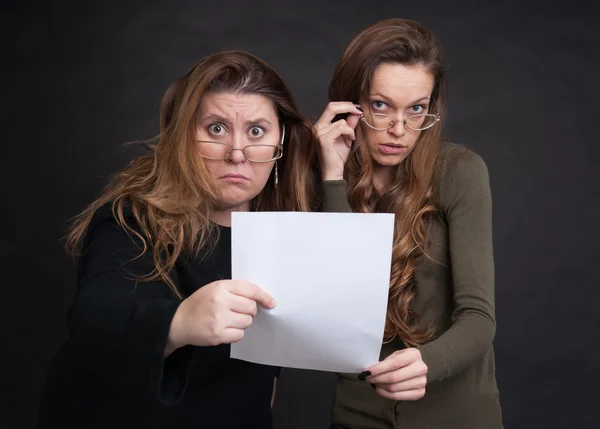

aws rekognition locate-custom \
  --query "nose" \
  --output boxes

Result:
[387,117,406,138]
[226,133,247,164]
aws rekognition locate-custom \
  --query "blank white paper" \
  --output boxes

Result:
[230,211,394,373]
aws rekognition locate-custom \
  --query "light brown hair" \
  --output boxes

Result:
[329,19,447,346]
[66,51,317,297]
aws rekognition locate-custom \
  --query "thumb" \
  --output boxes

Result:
[229,281,276,309]
[346,112,361,129]
[252,286,276,309]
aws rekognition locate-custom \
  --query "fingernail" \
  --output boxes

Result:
[371,383,376,390]
[355,106,363,112]
[357,370,371,381]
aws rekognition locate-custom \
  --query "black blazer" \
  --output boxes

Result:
[38,204,278,429]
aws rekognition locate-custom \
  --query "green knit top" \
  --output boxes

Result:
[321,143,503,429]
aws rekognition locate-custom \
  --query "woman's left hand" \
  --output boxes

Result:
[364,348,428,401]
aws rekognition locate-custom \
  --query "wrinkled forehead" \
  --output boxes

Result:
[196,91,279,124]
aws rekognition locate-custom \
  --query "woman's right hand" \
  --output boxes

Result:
[314,102,363,181]
[165,280,275,355]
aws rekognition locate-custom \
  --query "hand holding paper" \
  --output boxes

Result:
[167,279,275,355]
[230,212,394,373]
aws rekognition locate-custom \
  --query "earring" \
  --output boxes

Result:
[274,161,279,186]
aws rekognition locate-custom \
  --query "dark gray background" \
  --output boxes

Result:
[3,0,598,428]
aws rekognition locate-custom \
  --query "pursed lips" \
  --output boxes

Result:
[219,173,250,182]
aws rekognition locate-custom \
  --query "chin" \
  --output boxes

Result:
[217,189,259,209]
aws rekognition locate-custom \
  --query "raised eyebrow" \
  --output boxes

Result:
[368,94,431,106]
[199,114,273,128]
[409,96,431,105]
[202,114,231,125]
[244,118,273,126]
[368,94,402,110]
[369,93,393,103]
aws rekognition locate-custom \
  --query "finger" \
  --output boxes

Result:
[322,125,355,145]
[315,102,363,129]
[317,120,356,143]
[340,116,360,148]
[346,112,362,129]
[222,327,245,344]
[342,120,359,148]
[228,281,276,309]
[316,118,351,137]
[315,102,361,128]
[367,348,423,377]
[335,119,357,140]
[374,375,427,393]
[368,360,428,384]
[374,386,426,401]
[228,294,258,316]
[342,134,354,149]
[226,312,254,329]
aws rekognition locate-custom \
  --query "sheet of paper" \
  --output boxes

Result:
[230,211,394,373]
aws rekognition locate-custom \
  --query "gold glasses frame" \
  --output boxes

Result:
[197,124,285,163]
[361,112,441,131]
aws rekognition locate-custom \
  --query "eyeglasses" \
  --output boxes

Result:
[361,112,440,131]
[197,125,285,163]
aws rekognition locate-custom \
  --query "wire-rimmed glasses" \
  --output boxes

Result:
[197,125,285,163]
[361,112,440,131]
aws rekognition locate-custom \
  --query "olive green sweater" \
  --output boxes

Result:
[321,143,503,429]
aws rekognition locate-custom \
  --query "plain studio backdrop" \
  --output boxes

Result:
[2,1,598,428]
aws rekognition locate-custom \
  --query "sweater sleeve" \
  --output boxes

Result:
[418,149,496,382]
[320,180,352,213]
[67,217,193,405]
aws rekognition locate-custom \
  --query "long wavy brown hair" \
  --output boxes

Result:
[66,51,318,298]
[329,19,447,346]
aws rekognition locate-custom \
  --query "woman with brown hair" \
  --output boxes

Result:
[316,19,503,428]
[37,50,316,429]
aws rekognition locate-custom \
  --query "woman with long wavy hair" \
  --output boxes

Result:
[316,19,502,428]
[37,50,316,429]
